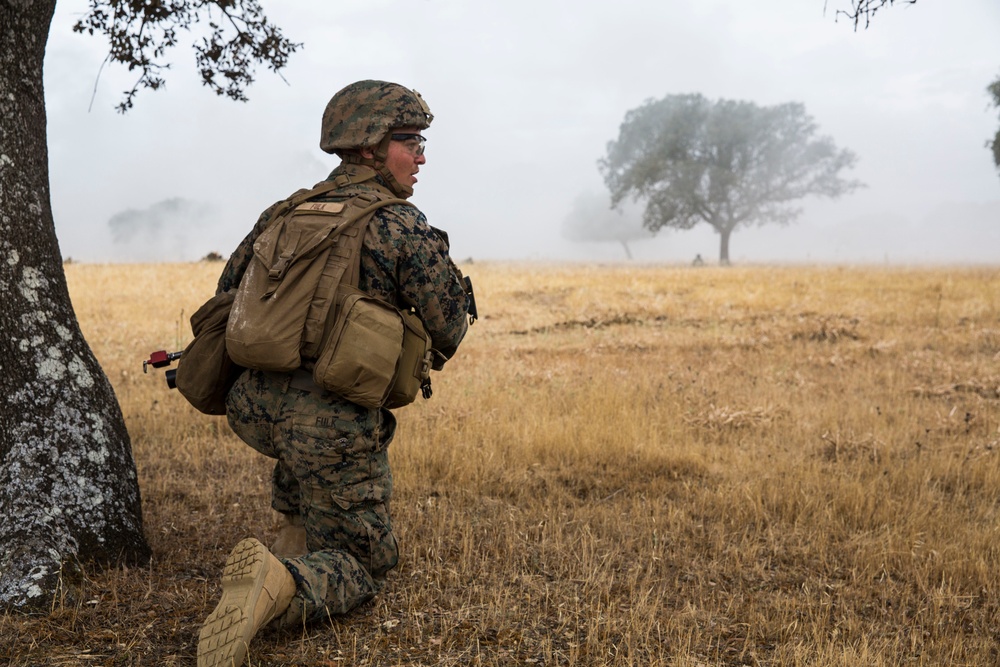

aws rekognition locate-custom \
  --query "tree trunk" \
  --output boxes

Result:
[0,0,150,613]
[619,240,633,260]
[718,228,732,266]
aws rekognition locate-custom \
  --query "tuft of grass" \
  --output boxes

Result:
[2,262,999,666]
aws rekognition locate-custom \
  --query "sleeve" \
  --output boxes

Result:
[365,206,470,364]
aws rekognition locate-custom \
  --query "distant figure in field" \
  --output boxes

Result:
[692,253,705,267]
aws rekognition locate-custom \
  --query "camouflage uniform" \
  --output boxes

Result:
[217,147,469,623]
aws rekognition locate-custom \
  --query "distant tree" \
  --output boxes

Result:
[989,76,1000,176]
[827,0,918,29]
[561,192,652,260]
[599,94,863,264]
[0,0,298,613]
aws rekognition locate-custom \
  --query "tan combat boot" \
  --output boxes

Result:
[270,511,307,559]
[197,538,297,667]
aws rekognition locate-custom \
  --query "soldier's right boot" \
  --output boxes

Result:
[197,538,297,667]
[270,511,307,559]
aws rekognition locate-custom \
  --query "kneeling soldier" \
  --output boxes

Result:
[197,80,471,667]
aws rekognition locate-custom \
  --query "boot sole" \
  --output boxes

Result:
[197,538,274,667]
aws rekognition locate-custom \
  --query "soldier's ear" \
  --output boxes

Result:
[360,147,375,160]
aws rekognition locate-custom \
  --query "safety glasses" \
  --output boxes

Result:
[390,133,426,156]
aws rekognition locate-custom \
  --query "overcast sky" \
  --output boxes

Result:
[43,0,1000,264]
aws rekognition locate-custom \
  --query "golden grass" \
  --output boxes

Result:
[2,261,999,666]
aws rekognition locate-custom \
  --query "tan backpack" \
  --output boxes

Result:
[226,180,433,409]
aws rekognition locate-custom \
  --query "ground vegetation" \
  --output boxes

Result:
[3,261,998,665]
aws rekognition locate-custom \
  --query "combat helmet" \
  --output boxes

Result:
[320,80,432,198]
[321,80,432,152]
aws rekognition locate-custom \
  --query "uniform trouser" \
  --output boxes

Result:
[225,368,399,627]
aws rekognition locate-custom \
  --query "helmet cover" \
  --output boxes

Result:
[320,80,433,154]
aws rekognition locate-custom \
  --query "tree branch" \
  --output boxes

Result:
[829,0,918,30]
[72,0,301,113]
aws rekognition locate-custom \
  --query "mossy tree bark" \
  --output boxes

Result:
[0,0,150,613]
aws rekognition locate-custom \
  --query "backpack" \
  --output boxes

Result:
[225,180,434,409]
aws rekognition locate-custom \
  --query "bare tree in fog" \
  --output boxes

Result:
[107,197,219,261]
[562,192,652,260]
[600,94,863,264]
[108,198,205,243]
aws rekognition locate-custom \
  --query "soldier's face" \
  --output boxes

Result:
[384,126,427,190]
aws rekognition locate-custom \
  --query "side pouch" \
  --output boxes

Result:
[313,289,404,409]
[384,309,432,410]
[175,290,245,415]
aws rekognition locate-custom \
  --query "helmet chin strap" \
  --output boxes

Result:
[372,132,413,199]
[340,135,414,198]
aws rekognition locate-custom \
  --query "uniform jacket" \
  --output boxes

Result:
[218,163,470,366]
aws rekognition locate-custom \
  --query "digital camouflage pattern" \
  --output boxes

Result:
[320,80,433,154]
[225,368,397,626]
[218,163,469,358]
[218,161,469,627]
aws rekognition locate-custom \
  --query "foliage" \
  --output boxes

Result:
[72,0,301,112]
[5,262,1000,665]
[829,0,918,30]
[988,75,1000,176]
[599,94,863,263]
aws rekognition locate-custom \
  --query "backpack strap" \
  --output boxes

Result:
[270,179,343,223]
[294,194,410,287]
[299,194,412,359]
[339,195,412,288]
[267,168,381,228]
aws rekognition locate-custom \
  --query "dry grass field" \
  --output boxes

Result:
[2,261,1000,666]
